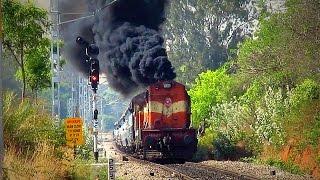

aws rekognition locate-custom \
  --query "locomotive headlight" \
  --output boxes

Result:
[163,82,172,89]
[164,97,172,107]
[184,135,194,145]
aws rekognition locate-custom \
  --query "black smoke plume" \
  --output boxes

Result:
[63,0,176,96]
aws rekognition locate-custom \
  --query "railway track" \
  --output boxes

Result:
[163,162,260,180]
[115,147,259,180]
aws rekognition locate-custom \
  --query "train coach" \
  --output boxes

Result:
[113,81,197,160]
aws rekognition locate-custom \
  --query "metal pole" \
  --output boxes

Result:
[93,93,99,162]
[0,0,4,177]
[56,0,61,120]
[78,76,81,118]
[50,0,54,117]
[71,75,74,117]
[100,97,103,132]
[50,0,60,120]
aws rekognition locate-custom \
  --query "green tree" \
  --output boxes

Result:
[188,67,233,127]
[165,0,259,85]
[237,0,320,84]
[3,0,50,99]
[23,39,51,99]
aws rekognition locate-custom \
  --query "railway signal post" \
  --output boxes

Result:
[76,37,100,162]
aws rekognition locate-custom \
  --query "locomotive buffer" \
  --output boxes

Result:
[76,37,100,162]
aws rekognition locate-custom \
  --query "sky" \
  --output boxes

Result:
[34,0,49,9]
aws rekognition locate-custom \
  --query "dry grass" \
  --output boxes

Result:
[3,143,74,179]
[2,93,96,179]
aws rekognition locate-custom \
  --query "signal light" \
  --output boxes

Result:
[76,36,89,48]
[92,76,98,81]
[75,36,100,92]
[87,44,99,56]
[90,58,99,91]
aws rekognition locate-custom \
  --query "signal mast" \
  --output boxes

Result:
[76,37,100,162]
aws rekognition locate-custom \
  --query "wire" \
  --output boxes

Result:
[59,14,95,25]
[97,0,118,12]
[58,0,119,25]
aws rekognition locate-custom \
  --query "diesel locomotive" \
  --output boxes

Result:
[113,81,197,160]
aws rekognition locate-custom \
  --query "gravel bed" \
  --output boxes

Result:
[201,160,313,180]
[102,134,179,179]
[102,133,312,180]
[165,163,238,180]
[115,160,178,180]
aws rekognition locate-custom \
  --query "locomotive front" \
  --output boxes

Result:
[114,81,197,160]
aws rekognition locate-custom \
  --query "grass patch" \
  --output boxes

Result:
[2,92,98,179]
[265,159,304,175]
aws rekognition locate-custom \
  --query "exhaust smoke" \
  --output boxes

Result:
[63,0,176,96]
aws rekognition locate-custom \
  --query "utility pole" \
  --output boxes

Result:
[50,0,61,121]
[0,0,4,177]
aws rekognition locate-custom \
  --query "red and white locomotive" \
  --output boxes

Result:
[113,81,197,160]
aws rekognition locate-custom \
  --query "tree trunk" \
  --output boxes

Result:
[20,44,26,101]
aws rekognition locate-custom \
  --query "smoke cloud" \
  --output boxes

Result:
[62,0,176,96]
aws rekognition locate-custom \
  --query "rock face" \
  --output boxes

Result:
[281,144,320,179]
[265,0,286,12]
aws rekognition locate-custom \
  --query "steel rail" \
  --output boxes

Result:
[113,143,259,180]
[113,144,193,179]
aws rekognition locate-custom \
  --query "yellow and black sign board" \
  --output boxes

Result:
[65,117,84,147]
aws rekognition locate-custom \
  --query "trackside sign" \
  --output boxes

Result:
[65,117,84,146]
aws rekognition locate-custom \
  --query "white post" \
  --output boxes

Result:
[93,93,99,162]
[71,75,75,117]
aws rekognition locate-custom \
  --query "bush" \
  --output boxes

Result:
[212,133,236,160]
[2,92,95,179]
[68,158,94,179]
[194,127,216,161]
[3,92,66,150]
[210,98,248,142]
[189,68,234,128]
[266,159,304,175]
[304,113,320,148]
[289,79,320,109]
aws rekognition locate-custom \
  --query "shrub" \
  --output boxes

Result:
[189,68,234,128]
[3,92,65,151]
[2,92,94,179]
[266,159,304,175]
[289,79,320,109]
[304,113,320,148]
[252,87,286,146]
[210,98,248,142]
[212,133,236,160]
